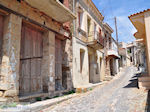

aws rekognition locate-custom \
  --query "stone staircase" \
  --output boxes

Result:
[138,74,150,90]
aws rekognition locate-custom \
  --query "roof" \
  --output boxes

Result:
[129,9,150,18]
[90,0,104,21]
[103,22,114,33]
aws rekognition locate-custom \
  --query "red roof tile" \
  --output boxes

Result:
[128,9,150,18]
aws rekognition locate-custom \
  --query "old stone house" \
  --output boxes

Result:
[129,9,150,89]
[72,0,105,88]
[135,39,147,72]
[103,23,119,78]
[0,0,75,101]
[118,42,131,68]
[127,42,137,66]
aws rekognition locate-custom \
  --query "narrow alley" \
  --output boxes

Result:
[0,0,150,112]
[43,66,147,112]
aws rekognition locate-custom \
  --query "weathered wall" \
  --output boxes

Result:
[62,39,73,90]
[144,11,150,74]
[0,0,73,101]
[0,14,22,101]
[42,31,55,96]
[95,50,104,82]
[72,37,89,88]
[0,0,61,32]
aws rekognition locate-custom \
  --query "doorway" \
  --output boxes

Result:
[19,23,43,96]
[0,15,3,73]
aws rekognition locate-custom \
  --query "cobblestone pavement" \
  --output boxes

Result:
[42,66,148,112]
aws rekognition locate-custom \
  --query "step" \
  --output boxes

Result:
[138,76,150,82]
[139,81,150,87]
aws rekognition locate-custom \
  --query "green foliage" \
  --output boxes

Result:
[36,97,42,101]
[53,96,59,98]
[0,102,17,109]
[44,97,51,100]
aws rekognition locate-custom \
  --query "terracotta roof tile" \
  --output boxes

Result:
[128,9,150,18]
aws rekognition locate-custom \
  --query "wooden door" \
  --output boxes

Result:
[0,15,3,64]
[110,59,113,76]
[55,38,62,91]
[20,23,43,96]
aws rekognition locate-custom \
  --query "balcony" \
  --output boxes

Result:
[119,48,127,56]
[87,31,104,49]
[25,0,76,23]
[107,49,120,59]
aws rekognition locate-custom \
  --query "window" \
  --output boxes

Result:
[99,28,101,37]
[130,48,132,53]
[99,57,102,73]
[87,17,91,35]
[59,0,64,3]
[80,49,85,73]
[78,12,81,27]
[96,63,99,74]
[109,37,111,49]
[130,57,133,62]
[78,7,83,29]
[94,23,97,39]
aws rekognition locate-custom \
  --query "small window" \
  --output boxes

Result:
[78,12,81,27]
[80,49,85,73]
[99,28,102,36]
[87,17,91,35]
[59,0,64,3]
[96,63,99,74]
[94,23,97,39]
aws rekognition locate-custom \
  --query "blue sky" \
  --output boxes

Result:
[92,0,149,43]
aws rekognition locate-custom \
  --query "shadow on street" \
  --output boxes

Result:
[123,73,141,88]
[123,73,150,112]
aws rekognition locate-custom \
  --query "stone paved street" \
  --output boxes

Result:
[42,66,148,112]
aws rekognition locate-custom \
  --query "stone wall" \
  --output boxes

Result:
[0,0,73,101]
[62,39,73,90]
[0,14,22,101]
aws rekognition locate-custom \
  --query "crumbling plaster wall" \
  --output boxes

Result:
[0,14,22,101]
[0,0,71,101]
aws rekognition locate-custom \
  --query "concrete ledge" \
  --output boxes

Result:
[138,74,150,90]
[76,82,106,93]
[0,94,78,112]
[19,93,49,101]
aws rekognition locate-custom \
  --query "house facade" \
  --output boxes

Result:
[127,42,137,66]
[135,39,147,72]
[0,0,75,101]
[129,9,150,89]
[103,23,119,78]
[119,42,131,68]
[72,0,105,88]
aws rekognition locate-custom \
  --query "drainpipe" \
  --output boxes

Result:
[72,0,76,87]
[73,0,76,37]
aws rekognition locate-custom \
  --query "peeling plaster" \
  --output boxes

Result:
[49,55,54,74]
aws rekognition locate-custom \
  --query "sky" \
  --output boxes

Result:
[92,0,150,43]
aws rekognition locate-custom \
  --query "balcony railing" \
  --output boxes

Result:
[87,31,104,47]
[107,49,120,58]
[86,31,104,50]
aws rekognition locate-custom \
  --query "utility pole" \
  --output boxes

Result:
[114,17,120,72]
[114,17,118,45]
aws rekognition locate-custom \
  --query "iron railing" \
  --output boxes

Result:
[88,31,104,46]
